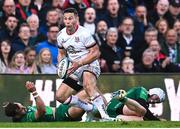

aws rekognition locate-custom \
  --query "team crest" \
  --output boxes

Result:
[75,37,80,42]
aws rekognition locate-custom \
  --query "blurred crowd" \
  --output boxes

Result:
[0,0,179,74]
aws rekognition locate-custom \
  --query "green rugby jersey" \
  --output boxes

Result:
[107,87,148,117]
[126,87,148,101]
[20,106,54,122]
[20,104,73,122]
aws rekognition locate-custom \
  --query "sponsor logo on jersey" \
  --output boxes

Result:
[67,45,81,54]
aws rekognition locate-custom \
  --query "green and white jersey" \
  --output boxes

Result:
[107,87,148,117]
[20,106,54,122]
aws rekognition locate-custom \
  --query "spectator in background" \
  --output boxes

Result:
[140,27,158,57]
[155,19,169,46]
[5,51,31,74]
[166,0,180,28]
[149,40,180,72]
[36,25,59,65]
[90,0,106,21]
[100,27,122,72]
[83,7,96,35]
[16,0,38,24]
[103,0,124,28]
[0,0,16,28]
[38,0,65,26]
[0,15,18,42]
[11,23,31,54]
[94,20,108,46]
[149,40,169,67]
[148,0,169,26]
[161,29,180,64]
[173,19,180,44]
[39,8,59,36]
[120,57,134,74]
[135,48,160,73]
[0,40,12,73]
[26,14,46,46]
[24,47,38,74]
[36,48,56,74]
[133,5,149,39]
[117,17,142,64]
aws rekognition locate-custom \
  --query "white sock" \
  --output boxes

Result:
[64,95,93,112]
[92,95,109,119]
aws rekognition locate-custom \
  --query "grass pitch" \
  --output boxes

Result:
[0,121,180,128]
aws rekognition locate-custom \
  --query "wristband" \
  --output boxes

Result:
[32,91,37,95]
[33,94,39,99]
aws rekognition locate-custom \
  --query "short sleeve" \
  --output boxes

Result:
[83,31,96,49]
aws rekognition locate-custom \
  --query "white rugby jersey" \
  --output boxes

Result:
[57,25,97,61]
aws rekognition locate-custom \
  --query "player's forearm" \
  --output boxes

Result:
[79,46,100,66]
[58,49,66,63]
[32,92,46,116]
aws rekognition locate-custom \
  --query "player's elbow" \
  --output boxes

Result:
[40,106,46,115]
[36,108,46,118]
[41,109,46,116]
[95,51,100,59]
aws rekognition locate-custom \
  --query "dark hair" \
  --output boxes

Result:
[24,47,36,56]
[47,24,59,32]
[4,102,19,117]
[63,8,78,16]
[0,40,13,66]
[19,23,30,33]
[122,16,134,25]
[5,14,18,22]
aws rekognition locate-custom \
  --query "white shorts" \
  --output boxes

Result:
[69,61,101,84]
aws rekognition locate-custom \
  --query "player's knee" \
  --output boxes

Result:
[138,107,147,117]
[56,93,66,103]
[83,82,97,95]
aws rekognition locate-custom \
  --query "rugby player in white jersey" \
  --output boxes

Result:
[56,8,110,120]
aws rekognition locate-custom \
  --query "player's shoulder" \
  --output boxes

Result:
[57,28,66,38]
[79,25,89,31]
[78,26,91,35]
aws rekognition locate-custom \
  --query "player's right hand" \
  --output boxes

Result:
[67,61,80,76]
[25,81,36,93]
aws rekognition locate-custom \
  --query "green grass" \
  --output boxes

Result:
[0,121,180,128]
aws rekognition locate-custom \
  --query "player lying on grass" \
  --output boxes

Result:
[3,81,85,122]
[106,87,166,121]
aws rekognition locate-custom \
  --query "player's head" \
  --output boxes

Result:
[148,88,166,103]
[63,8,79,28]
[3,102,26,121]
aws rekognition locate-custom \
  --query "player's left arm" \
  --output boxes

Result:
[67,44,100,75]
[25,81,46,120]
[79,44,100,65]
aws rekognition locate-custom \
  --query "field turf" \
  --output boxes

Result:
[0,121,180,128]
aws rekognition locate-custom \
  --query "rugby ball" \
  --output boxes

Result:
[57,57,71,79]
